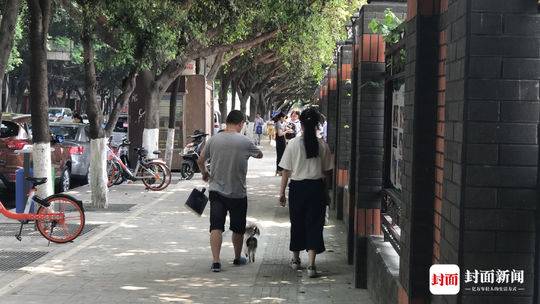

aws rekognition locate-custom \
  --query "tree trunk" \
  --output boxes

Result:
[240,94,248,116]
[82,23,108,208]
[89,137,108,207]
[249,92,260,121]
[262,94,270,120]
[140,70,160,158]
[231,80,237,111]
[15,78,26,113]
[28,0,52,197]
[218,71,230,122]
[164,77,179,168]
[0,0,22,122]
[1,74,9,113]
[75,88,85,112]
[103,71,137,137]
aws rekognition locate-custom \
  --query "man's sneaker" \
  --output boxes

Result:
[307,265,317,278]
[233,257,247,266]
[290,258,301,270]
[211,262,221,272]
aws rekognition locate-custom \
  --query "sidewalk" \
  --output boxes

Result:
[0,143,374,304]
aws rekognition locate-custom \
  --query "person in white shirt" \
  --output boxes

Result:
[278,107,334,278]
[288,110,302,138]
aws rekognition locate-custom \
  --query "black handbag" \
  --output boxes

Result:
[185,188,209,216]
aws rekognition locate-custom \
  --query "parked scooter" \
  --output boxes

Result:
[180,130,209,180]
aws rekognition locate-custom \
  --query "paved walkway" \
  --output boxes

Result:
[0,143,374,304]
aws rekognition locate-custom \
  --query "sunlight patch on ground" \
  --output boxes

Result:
[160,211,192,215]
[154,293,192,303]
[252,297,286,303]
[119,223,138,228]
[154,278,185,283]
[121,285,148,291]
[86,220,111,225]
[113,248,189,257]
[22,264,73,276]
[245,217,290,228]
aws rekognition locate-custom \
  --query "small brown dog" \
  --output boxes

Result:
[244,222,260,263]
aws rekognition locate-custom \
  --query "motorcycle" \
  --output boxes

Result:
[180,130,209,180]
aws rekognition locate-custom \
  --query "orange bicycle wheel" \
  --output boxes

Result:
[107,160,121,187]
[36,195,85,243]
[141,162,171,191]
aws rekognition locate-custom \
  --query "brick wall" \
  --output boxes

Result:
[352,0,407,290]
[399,4,439,302]
[441,0,539,303]
[432,0,449,265]
[320,77,328,117]
[334,44,353,221]
[327,68,338,155]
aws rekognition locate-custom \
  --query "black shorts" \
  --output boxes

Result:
[209,191,247,234]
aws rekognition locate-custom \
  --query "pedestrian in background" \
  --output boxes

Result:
[278,107,333,278]
[273,112,287,176]
[266,119,275,143]
[289,110,302,138]
[254,113,264,146]
[197,110,263,273]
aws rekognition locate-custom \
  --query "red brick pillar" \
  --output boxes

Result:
[182,75,212,142]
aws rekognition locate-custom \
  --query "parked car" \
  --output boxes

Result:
[48,107,74,122]
[110,114,128,147]
[0,113,73,192]
[50,122,90,181]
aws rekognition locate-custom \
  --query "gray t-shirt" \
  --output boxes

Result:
[204,132,261,198]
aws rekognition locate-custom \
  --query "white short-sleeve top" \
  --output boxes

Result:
[279,136,334,181]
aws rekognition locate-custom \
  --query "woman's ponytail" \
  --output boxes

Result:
[300,108,321,159]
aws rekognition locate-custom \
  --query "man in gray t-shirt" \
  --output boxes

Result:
[203,132,261,198]
[197,110,263,272]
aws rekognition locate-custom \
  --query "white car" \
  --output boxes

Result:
[48,107,74,122]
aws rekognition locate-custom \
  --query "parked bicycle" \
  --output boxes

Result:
[107,138,130,186]
[0,177,85,244]
[107,139,172,191]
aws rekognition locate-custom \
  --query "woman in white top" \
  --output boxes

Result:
[278,107,334,278]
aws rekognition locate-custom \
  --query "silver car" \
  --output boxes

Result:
[50,122,90,181]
